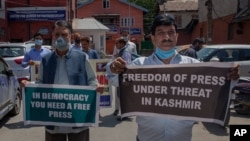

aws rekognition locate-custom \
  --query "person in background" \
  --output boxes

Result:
[71,32,82,50]
[111,37,133,120]
[183,38,205,59]
[81,36,100,59]
[112,29,137,58]
[106,13,239,141]
[21,20,104,141]
[21,32,51,71]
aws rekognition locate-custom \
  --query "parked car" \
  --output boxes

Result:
[197,44,250,77]
[0,43,29,82]
[24,41,54,52]
[176,44,191,55]
[0,57,21,120]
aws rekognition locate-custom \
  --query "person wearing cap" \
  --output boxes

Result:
[184,38,205,59]
[106,13,239,141]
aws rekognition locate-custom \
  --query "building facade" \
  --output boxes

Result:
[77,0,148,54]
[1,0,76,43]
[194,0,250,44]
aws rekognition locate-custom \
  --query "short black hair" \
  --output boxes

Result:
[192,38,205,45]
[80,36,90,43]
[33,32,43,39]
[52,20,72,33]
[150,13,177,35]
[121,29,129,33]
[116,37,126,45]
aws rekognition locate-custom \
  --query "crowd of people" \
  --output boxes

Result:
[20,13,239,141]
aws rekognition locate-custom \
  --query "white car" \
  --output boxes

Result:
[0,57,21,120]
[24,41,54,52]
[197,44,250,77]
[0,43,30,82]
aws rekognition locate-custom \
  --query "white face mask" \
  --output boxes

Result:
[35,39,43,46]
[124,36,129,42]
[53,36,70,51]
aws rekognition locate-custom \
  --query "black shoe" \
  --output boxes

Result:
[113,109,119,116]
[117,116,129,121]
[121,117,129,121]
[117,116,122,121]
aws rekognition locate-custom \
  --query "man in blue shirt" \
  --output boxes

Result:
[22,33,51,81]
[22,33,51,68]
[184,38,204,59]
[81,36,100,59]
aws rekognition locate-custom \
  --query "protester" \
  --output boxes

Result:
[71,32,82,50]
[112,29,137,58]
[184,37,205,59]
[106,13,239,141]
[111,37,133,120]
[21,32,51,80]
[21,20,104,141]
[81,36,100,59]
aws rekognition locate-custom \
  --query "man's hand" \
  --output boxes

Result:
[96,84,104,94]
[20,80,30,88]
[227,64,240,80]
[110,57,126,74]
[28,60,35,65]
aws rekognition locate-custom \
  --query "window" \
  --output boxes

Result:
[103,0,110,9]
[120,17,134,26]
[0,0,3,10]
[100,35,104,50]
[174,15,182,28]
[228,23,234,40]
[238,0,250,11]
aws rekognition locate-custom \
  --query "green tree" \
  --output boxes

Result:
[128,0,158,36]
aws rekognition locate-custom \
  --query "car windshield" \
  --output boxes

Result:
[0,47,25,57]
[196,47,218,61]
[25,43,35,52]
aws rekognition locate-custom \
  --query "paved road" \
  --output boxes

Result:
[1,95,250,141]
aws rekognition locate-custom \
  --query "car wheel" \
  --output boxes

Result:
[10,90,21,116]
[234,103,250,115]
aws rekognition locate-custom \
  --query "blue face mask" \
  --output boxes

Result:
[155,47,176,60]
[54,36,69,51]
[35,39,43,46]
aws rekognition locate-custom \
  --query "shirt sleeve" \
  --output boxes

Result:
[105,61,119,87]
[122,51,132,64]
[85,56,98,86]
[21,52,30,68]
[94,51,100,59]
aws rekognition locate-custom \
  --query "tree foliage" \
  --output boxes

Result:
[127,0,159,35]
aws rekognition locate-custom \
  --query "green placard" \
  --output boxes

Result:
[23,84,98,127]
